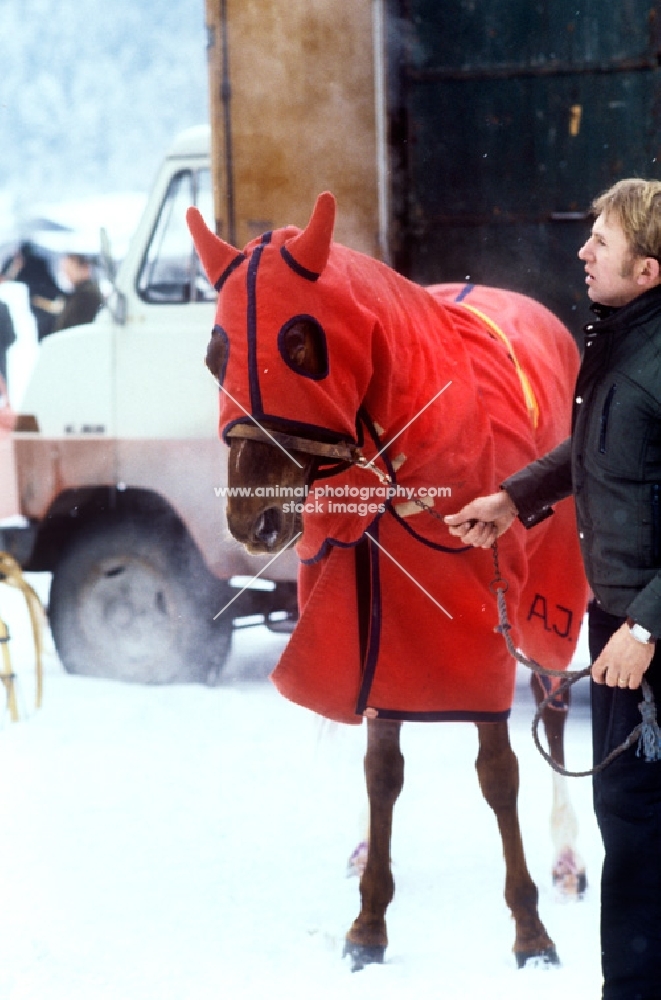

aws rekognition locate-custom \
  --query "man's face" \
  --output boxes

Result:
[578,212,644,308]
[62,254,89,287]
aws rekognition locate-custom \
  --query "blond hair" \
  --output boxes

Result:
[592,178,661,260]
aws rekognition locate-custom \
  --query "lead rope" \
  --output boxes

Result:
[354,453,661,774]
[490,540,661,776]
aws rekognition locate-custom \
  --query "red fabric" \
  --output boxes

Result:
[190,194,588,725]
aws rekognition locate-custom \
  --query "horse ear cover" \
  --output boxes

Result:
[186,192,336,283]
[185,207,241,287]
[284,191,336,276]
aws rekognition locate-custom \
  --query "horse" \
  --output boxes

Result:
[186,192,589,970]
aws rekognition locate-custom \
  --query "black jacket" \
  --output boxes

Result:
[0,300,15,380]
[53,279,103,333]
[504,284,661,637]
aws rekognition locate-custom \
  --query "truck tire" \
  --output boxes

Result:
[49,517,232,684]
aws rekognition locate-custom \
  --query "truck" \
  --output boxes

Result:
[2,0,660,683]
[0,124,298,686]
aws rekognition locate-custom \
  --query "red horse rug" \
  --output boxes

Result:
[188,193,588,725]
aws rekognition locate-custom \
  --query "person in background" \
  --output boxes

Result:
[0,299,16,382]
[53,252,103,333]
[445,178,661,1000]
[0,242,61,340]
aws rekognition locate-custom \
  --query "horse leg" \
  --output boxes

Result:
[530,674,586,897]
[344,717,404,971]
[475,720,559,968]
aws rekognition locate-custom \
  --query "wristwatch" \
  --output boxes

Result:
[626,617,656,644]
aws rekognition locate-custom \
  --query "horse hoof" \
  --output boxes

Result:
[343,939,386,972]
[515,945,560,969]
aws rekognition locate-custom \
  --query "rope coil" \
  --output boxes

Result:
[491,541,661,776]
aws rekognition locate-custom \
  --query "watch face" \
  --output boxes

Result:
[630,623,652,643]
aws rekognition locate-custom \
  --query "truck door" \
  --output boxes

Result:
[115,165,218,440]
[112,163,239,577]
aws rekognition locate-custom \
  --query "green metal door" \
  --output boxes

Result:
[388,0,661,332]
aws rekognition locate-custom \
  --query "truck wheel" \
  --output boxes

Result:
[49,518,232,684]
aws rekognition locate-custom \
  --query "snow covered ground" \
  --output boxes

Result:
[0,576,604,999]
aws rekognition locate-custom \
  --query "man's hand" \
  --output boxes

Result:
[444,491,518,548]
[592,623,655,689]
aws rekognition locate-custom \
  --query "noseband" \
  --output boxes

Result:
[225,422,361,464]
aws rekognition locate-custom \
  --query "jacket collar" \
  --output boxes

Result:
[585,283,661,337]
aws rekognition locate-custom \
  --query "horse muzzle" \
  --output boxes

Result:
[241,501,302,554]
[224,429,320,554]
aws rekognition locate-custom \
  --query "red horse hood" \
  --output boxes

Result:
[189,193,371,441]
[187,194,495,560]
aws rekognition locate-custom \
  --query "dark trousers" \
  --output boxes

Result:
[589,601,661,1000]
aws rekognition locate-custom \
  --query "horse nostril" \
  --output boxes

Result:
[254,506,283,548]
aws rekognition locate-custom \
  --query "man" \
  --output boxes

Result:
[0,242,61,340]
[53,253,103,333]
[0,299,16,382]
[445,178,661,1000]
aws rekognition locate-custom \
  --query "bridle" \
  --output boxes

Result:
[224,421,391,486]
[225,422,361,464]
[225,417,465,523]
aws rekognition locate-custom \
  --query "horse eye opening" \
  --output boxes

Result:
[278,315,328,380]
[206,325,229,383]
